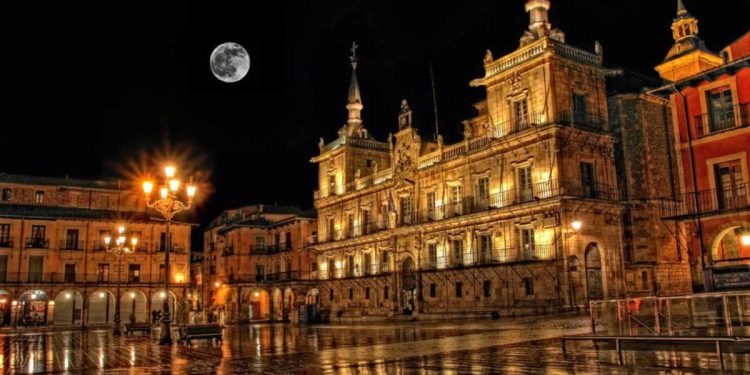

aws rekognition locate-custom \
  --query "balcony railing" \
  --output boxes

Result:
[250,243,292,255]
[421,244,556,270]
[0,272,190,284]
[660,184,749,220]
[558,110,608,132]
[24,238,49,249]
[59,240,84,250]
[488,110,608,140]
[694,103,749,138]
[221,271,307,284]
[317,180,620,244]
[0,237,13,248]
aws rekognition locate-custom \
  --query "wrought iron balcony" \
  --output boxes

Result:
[24,237,49,249]
[0,272,190,284]
[421,244,556,271]
[59,240,84,250]
[660,184,749,220]
[0,237,13,248]
[694,102,749,138]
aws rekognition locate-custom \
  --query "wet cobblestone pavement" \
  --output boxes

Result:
[1,313,748,374]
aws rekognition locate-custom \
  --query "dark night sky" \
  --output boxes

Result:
[0,0,748,235]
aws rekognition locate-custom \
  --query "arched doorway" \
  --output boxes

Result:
[150,291,176,324]
[585,244,604,301]
[120,290,148,323]
[711,226,750,264]
[19,290,49,327]
[247,289,270,321]
[53,291,83,326]
[0,290,12,326]
[88,290,115,325]
[272,288,283,320]
[304,289,320,324]
[283,288,295,321]
[401,258,417,315]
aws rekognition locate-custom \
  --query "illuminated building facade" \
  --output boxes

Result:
[308,0,629,321]
[202,204,317,323]
[652,1,750,291]
[0,174,193,327]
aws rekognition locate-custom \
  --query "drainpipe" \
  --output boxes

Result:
[672,87,706,291]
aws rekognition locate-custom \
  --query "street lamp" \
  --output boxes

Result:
[103,226,137,336]
[142,165,196,345]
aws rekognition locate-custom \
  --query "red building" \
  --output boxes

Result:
[653,1,750,291]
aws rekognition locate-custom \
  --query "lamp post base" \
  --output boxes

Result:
[159,315,172,345]
[113,314,122,336]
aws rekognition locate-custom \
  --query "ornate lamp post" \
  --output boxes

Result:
[142,165,196,345]
[103,226,136,336]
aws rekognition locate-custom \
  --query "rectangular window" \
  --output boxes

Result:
[128,264,141,283]
[255,236,265,251]
[328,259,336,279]
[580,162,597,198]
[29,225,46,248]
[483,280,492,298]
[450,185,462,216]
[65,229,80,250]
[513,99,529,129]
[347,213,355,237]
[328,175,337,196]
[384,286,389,300]
[400,196,412,225]
[518,166,533,203]
[365,287,370,300]
[428,243,438,268]
[573,93,588,124]
[426,191,436,220]
[0,255,7,282]
[521,228,535,260]
[455,281,463,298]
[707,87,735,132]
[98,229,110,251]
[477,177,489,206]
[347,255,355,277]
[361,210,370,234]
[714,160,744,210]
[1,188,11,202]
[364,253,372,275]
[65,264,76,283]
[329,289,334,302]
[452,239,464,265]
[479,235,492,264]
[381,252,390,273]
[523,277,534,296]
[34,190,44,204]
[285,231,292,249]
[0,224,10,247]
[349,288,354,300]
[256,265,265,282]
[159,232,167,252]
[97,263,110,282]
[28,256,43,282]
[430,283,437,298]
[327,218,335,241]
[641,271,649,291]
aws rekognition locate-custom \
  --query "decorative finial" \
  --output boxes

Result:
[677,0,687,15]
[350,41,359,69]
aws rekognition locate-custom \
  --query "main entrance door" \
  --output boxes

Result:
[401,258,417,315]
[585,244,604,301]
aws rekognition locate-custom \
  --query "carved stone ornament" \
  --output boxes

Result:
[394,142,415,180]
[509,72,524,93]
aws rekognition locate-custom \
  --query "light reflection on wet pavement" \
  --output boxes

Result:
[0,313,748,374]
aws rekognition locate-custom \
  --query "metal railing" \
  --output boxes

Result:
[660,184,749,219]
[694,102,749,137]
[59,240,84,250]
[223,271,308,284]
[250,243,292,255]
[590,291,750,338]
[558,109,608,132]
[0,272,189,285]
[0,237,13,248]
[24,237,49,249]
[421,244,556,270]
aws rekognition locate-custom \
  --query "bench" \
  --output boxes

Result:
[561,334,750,370]
[177,324,223,345]
[124,322,152,335]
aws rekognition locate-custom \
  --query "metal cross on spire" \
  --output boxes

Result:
[350,41,359,69]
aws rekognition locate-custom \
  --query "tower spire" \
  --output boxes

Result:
[676,0,688,16]
[342,42,366,138]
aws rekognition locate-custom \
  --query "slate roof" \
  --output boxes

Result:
[0,173,125,190]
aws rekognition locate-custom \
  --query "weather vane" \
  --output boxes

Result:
[350,41,359,69]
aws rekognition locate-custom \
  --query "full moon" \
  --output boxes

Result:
[209,42,250,83]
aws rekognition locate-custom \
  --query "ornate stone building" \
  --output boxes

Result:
[202,204,316,324]
[0,174,193,327]
[651,1,750,292]
[309,0,627,321]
